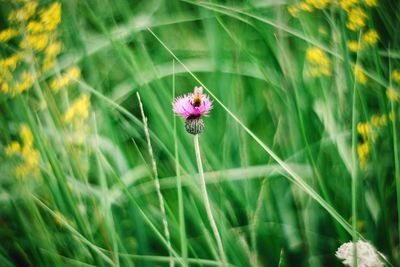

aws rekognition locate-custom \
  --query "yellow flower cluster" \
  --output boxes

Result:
[357,111,395,169]
[357,122,375,141]
[288,0,330,17]
[347,30,379,53]
[387,68,400,102]
[0,52,36,95]
[0,28,19,42]
[288,0,379,54]
[346,7,367,31]
[40,2,62,31]
[357,142,369,169]
[342,0,379,41]
[50,67,81,92]
[341,0,358,11]
[0,1,64,96]
[64,94,91,144]
[5,124,40,179]
[363,0,377,7]
[18,2,61,52]
[8,1,38,22]
[306,0,330,9]
[392,69,400,84]
[347,41,360,52]
[288,0,377,20]
[362,30,379,45]
[64,95,90,124]
[354,64,368,85]
[306,47,331,77]
[386,87,399,102]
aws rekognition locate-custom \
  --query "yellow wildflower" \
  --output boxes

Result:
[363,0,377,7]
[20,124,34,147]
[5,142,21,156]
[386,87,399,102]
[347,40,360,52]
[354,64,367,85]
[288,5,299,17]
[306,0,330,9]
[22,145,39,163]
[306,47,331,77]
[20,33,49,51]
[340,0,358,11]
[42,42,63,71]
[64,94,90,123]
[370,113,387,127]
[346,8,367,31]
[15,157,40,178]
[50,66,80,92]
[0,54,21,71]
[357,122,374,140]
[14,72,35,95]
[40,2,61,31]
[392,69,400,84]
[362,30,379,45]
[0,2,63,96]
[64,94,91,145]
[1,83,10,94]
[306,47,330,66]
[0,28,19,42]
[299,2,314,12]
[370,112,390,128]
[357,142,369,169]
[8,1,38,22]
[6,124,40,179]
[42,57,55,71]
[27,21,45,33]
[45,42,63,57]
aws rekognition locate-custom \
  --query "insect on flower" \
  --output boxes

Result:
[173,86,213,134]
[192,87,203,107]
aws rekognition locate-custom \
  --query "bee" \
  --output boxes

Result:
[192,86,203,107]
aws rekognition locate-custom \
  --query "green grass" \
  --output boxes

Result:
[1,0,400,266]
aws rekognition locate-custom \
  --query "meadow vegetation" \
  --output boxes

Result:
[0,0,399,266]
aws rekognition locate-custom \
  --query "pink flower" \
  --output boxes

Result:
[173,86,213,119]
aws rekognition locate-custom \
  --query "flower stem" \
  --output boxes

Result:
[193,134,228,267]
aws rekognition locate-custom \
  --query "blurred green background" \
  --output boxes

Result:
[0,0,399,266]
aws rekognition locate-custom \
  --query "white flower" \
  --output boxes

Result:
[335,240,384,267]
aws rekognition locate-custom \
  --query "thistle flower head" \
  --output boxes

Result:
[335,240,384,267]
[173,86,212,119]
[173,86,212,134]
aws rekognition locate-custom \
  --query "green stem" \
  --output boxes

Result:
[391,100,400,251]
[193,134,228,267]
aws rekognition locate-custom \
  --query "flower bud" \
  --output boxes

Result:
[185,118,204,135]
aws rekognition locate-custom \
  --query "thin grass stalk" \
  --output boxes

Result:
[137,92,174,267]
[32,196,115,265]
[173,59,188,267]
[390,75,400,251]
[390,99,399,264]
[193,134,228,267]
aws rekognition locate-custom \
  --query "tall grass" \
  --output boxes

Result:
[1,0,399,266]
